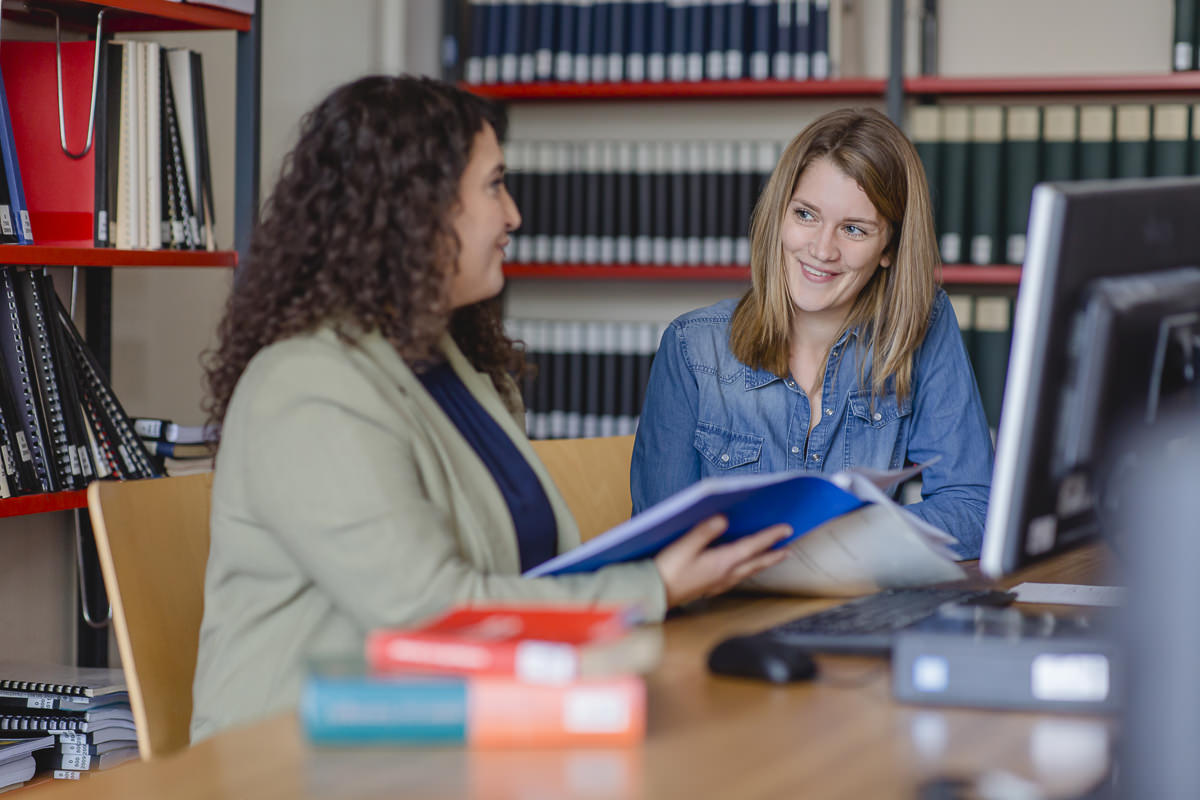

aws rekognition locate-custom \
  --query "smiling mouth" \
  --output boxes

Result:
[801,262,837,279]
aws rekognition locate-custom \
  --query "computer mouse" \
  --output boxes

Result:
[706,634,818,684]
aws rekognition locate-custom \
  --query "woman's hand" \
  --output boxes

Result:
[653,516,792,608]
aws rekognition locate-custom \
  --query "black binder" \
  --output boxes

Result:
[0,267,55,492]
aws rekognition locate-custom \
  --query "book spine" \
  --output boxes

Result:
[909,105,941,250]
[773,0,793,79]
[967,106,1003,266]
[746,0,771,80]
[666,0,689,82]
[574,0,594,82]
[792,0,811,80]
[937,105,970,264]
[706,0,727,80]
[1077,104,1115,180]
[1003,105,1040,265]
[972,295,1012,434]
[646,0,668,81]
[1040,104,1078,182]
[725,0,745,79]
[1114,103,1151,179]
[810,0,830,79]
[590,0,610,81]
[614,141,635,263]
[1175,0,1197,71]
[1151,103,1190,177]
[607,1,626,82]
[685,0,707,81]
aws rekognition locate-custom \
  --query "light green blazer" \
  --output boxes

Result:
[190,326,665,742]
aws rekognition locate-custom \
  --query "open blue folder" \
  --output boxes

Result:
[524,471,868,577]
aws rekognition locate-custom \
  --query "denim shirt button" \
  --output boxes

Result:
[786,380,796,389]
[825,408,833,416]
[720,453,730,463]
[873,412,882,421]
[811,454,820,462]
[791,445,799,454]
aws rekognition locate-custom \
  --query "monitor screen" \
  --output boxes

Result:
[980,177,1200,579]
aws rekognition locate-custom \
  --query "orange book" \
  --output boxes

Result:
[366,604,660,683]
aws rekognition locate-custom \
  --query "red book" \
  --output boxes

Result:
[366,605,661,683]
[0,42,98,247]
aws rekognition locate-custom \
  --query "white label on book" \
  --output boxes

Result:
[1031,654,1110,703]
[940,233,961,264]
[60,753,91,771]
[970,235,993,265]
[96,211,108,242]
[1007,233,1027,265]
[14,431,31,463]
[68,446,82,476]
[56,732,85,744]
[563,687,631,733]
[53,770,82,780]
[0,444,14,476]
[27,694,56,709]
[78,447,94,478]
[19,210,32,240]
[0,207,13,236]
[515,641,578,684]
[59,743,90,755]
[1176,43,1194,72]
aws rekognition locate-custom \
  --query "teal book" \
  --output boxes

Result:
[938,106,970,265]
[968,106,1004,265]
[910,105,941,239]
[1077,105,1115,181]
[1003,106,1040,265]
[1151,103,1189,176]
[1114,104,1151,179]
[1041,104,1078,182]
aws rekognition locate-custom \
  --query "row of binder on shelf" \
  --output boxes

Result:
[912,102,1200,267]
[0,39,215,250]
[0,662,138,785]
[507,317,665,440]
[454,0,834,85]
[504,139,776,267]
[0,266,160,500]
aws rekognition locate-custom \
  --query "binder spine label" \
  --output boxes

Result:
[18,210,31,240]
[0,444,14,476]
[59,753,91,771]
[0,208,11,236]
[53,770,82,780]
[13,432,30,463]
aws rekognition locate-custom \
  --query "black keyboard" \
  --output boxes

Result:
[759,587,1016,656]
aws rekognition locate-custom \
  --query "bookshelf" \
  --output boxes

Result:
[0,0,259,665]
[469,77,888,101]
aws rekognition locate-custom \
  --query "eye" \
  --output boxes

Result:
[793,206,815,221]
[843,224,866,238]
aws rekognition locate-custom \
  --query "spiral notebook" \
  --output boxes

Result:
[0,267,55,492]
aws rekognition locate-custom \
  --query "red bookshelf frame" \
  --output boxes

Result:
[506,262,1022,285]
[468,78,888,102]
[2,0,253,32]
[0,490,87,518]
[0,246,238,268]
[906,73,1200,96]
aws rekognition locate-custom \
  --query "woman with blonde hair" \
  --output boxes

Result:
[631,107,993,558]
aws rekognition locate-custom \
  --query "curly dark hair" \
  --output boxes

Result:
[203,75,526,434]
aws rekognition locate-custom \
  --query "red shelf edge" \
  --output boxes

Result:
[507,263,1023,285]
[906,73,1200,95]
[467,78,888,101]
[23,0,255,31]
[505,263,751,280]
[0,490,87,518]
[0,246,238,268]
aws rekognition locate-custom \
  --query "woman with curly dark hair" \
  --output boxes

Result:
[189,75,791,741]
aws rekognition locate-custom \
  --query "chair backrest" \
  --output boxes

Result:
[87,473,213,760]
[530,435,635,541]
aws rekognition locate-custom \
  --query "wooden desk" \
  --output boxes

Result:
[23,545,1113,799]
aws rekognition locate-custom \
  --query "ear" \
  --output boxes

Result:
[880,253,892,269]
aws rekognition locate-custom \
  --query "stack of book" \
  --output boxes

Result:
[301,605,660,747]
[0,39,214,250]
[133,417,216,475]
[0,267,160,499]
[0,663,139,783]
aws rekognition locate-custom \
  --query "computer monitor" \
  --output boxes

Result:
[980,177,1200,579]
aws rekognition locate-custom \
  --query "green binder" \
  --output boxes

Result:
[1151,103,1189,177]
[969,106,1004,266]
[1078,105,1115,181]
[972,294,1013,434]
[1041,104,1078,182]
[1003,106,1040,265]
[910,105,942,240]
[1114,104,1151,179]
[938,106,970,265]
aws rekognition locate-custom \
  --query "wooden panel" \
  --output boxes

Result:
[531,435,635,542]
[87,473,213,759]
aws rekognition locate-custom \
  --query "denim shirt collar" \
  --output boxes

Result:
[742,325,862,391]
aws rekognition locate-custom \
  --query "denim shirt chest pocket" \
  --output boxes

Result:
[844,389,912,470]
[694,421,763,473]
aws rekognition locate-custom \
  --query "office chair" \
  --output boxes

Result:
[530,435,635,541]
[87,472,213,760]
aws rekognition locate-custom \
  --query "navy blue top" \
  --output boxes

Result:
[418,363,558,572]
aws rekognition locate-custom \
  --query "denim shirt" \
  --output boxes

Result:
[630,290,993,559]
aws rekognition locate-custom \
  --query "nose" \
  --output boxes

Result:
[810,223,838,263]
[503,185,522,232]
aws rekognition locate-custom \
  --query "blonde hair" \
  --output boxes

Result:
[729,107,939,403]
